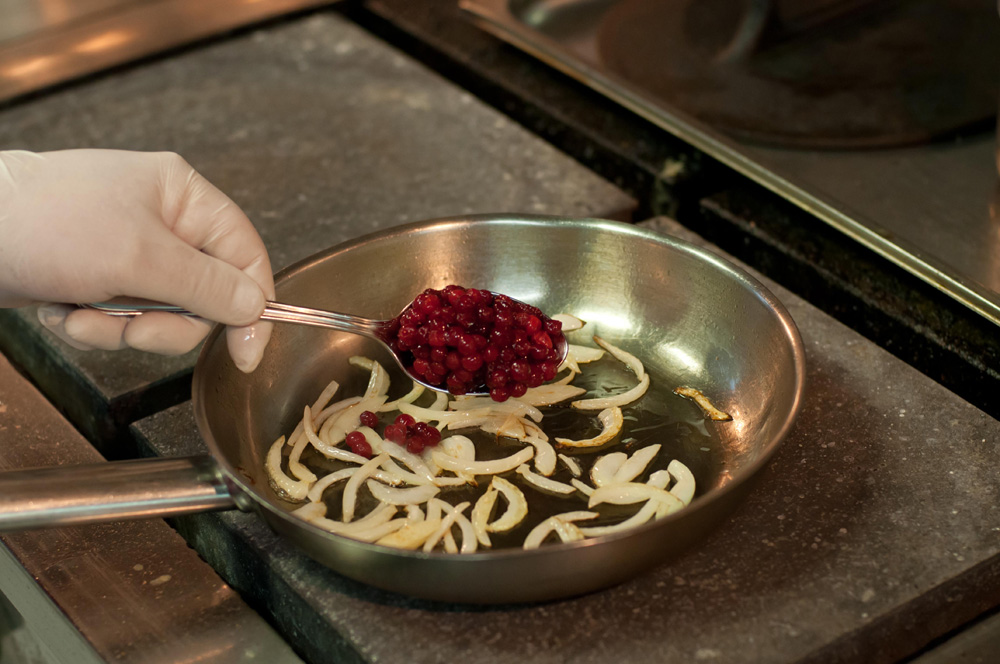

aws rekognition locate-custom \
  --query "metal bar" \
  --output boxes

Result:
[0,456,235,531]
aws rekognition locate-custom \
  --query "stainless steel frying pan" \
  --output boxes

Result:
[0,216,805,603]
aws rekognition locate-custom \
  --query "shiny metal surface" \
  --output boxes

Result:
[461,0,1000,326]
[0,0,336,104]
[0,456,234,530]
[194,215,806,603]
[86,297,568,396]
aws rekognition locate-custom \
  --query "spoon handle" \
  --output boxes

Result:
[83,300,389,339]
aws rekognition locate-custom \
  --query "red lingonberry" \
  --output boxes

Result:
[510,360,531,382]
[490,385,511,402]
[395,413,416,428]
[461,355,483,372]
[386,285,566,401]
[414,292,441,313]
[359,410,378,428]
[345,430,372,457]
[384,423,406,443]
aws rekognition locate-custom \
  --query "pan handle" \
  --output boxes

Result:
[0,456,239,532]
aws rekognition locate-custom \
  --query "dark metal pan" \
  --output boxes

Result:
[0,215,805,603]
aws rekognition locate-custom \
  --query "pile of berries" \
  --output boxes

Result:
[347,410,441,458]
[382,285,565,402]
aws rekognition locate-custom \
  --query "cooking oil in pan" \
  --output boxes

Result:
[285,353,728,551]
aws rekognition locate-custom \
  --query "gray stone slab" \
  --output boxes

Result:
[0,11,634,451]
[0,353,302,664]
[132,216,1000,664]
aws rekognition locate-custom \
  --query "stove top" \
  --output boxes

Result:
[462,0,1000,325]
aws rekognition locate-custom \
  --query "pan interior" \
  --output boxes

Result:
[195,218,802,551]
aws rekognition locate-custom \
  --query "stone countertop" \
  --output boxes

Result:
[0,11,634,454]
[132,216,1000,664]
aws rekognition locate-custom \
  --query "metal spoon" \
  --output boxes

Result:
[84,297,569,397]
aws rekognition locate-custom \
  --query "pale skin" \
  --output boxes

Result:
[0,149,274,372]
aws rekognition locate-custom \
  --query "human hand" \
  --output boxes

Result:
[0,149,274,372]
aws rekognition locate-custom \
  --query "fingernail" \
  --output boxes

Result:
[229,323,271,373]
[37,304,66,327]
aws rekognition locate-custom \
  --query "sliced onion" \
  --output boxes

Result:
[523,512,598,549]
[647,469,672,490]
[487,476,528,532]
[518,383,586,407]
[405,504,425,523]
[366,479,440,506]
[422,501,470,553]
[515,464,576,495]
[342,453,389,522]
[571,374,649,411]
[380,380,425,412]
[266,435,309,501]
[552,313,585,331]
[306,403,366,463]
[293,501,396,535]
[578,470,675,537]
[379,440,437,484]
[667,459,696,505]
[613,444,662,484]
[447,398,543,423]
[308,378,341,418]
[588,482,685,513]
[555,407,623,447]
[558,453,582,477]
[567,343,605,364]
[378,457,431,486]
[578,502,659,537]
[570,478,594,496]
[306,467,356,502]
[437,435,477,484]
[318,395,388,447]
[524,436,557,476]
[375,519,442,550]
[451,509,478,554]
[673,386,732,421]
[593,336,645,380]
[430,446,534,477]
[398,401,493,426]
[349,356,390,398]
[590,452,627,487]
[471,488,498,547]
[343,518,409,543]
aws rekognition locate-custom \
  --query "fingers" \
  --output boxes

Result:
[37,305,104,351]
[37,305,211,356]
[154,153,275,325]
[121,311,213,355]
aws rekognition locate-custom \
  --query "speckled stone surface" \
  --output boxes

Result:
[0,11,634,450]
[132,217,1000,664]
